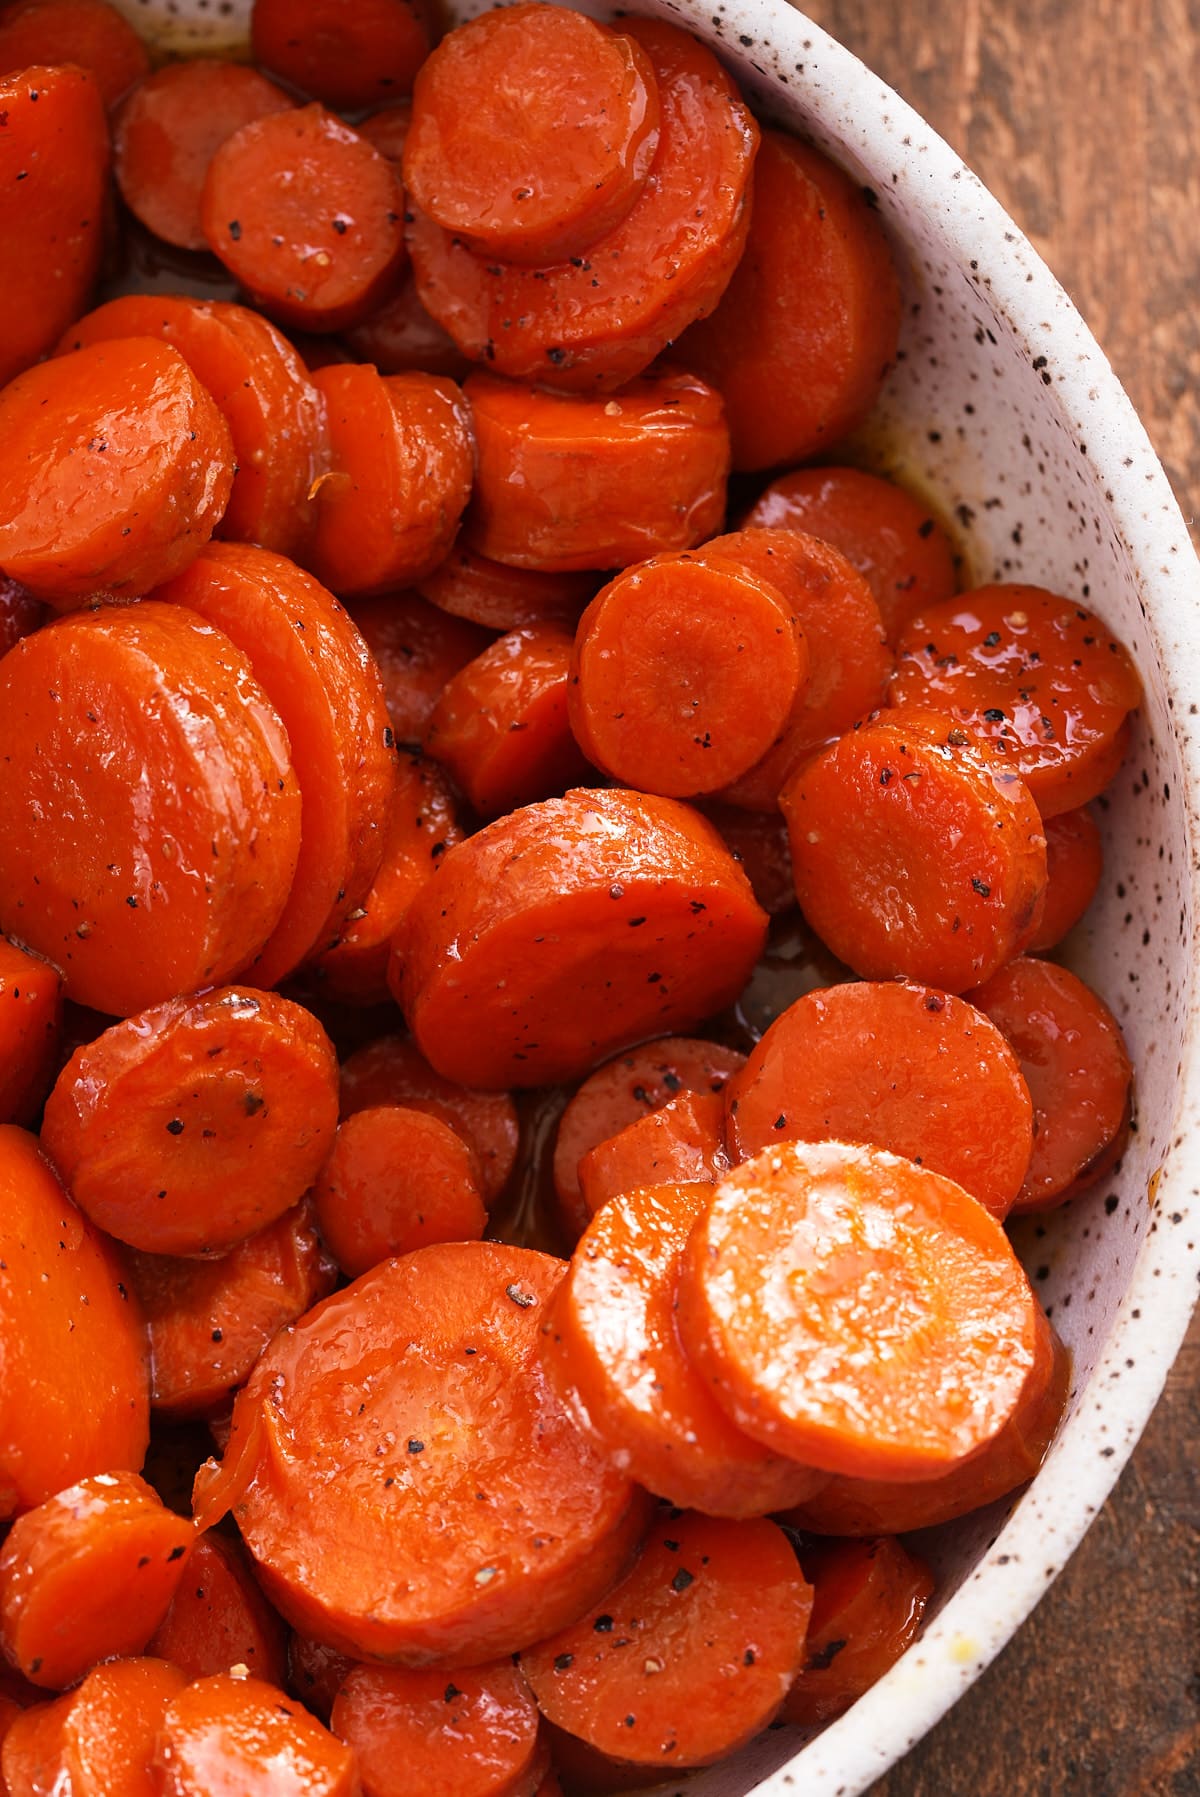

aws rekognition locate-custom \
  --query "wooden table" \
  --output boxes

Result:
[793,4,1200,1790]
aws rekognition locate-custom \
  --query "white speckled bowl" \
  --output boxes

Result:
[116,0,1200,1787]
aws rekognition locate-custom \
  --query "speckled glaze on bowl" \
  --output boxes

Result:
[113,0,1200,1788]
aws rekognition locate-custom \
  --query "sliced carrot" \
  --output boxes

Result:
[680,132,901,470]
[889,585,1142,816]
[464,369,728,573]
[698,806,796,916]
[311,365,474,595]
[154,540,396,986]
[1027,806,1103,951]
[348,590,493,748]
[153,1672,358,1796]
[0,0,149,108]
[203,105,407,334]
[544,1179,824,1517]
[677,1140,1042,1480]
[537,1726,659,1794]
[0,938,61,1129]
[783,710,1047,990]
[520,1513,811,1769]
[426,626,591,818]
[251,0,429,111]
[340,1034,519,1206]
[193,1242,647,1664]
[779,1537,934,1727]
[1,1657,187,1797]
[392,789,767,1088]
[330,1659,541,1797]
[41,987,339,1257]
[568,551,803,797]
[742,466,959,642]
[0,576,42,660]
[0,340,233,606]
[346,277,474,380]
[356,102,412,165]
[966,957,1133,1211]
[408,20,757,391]
[418,545,595,634]
[146,1531,288,1687]
[725,980,1034,1218]
[288,1635,360,1725]
[577,1090,729,1221]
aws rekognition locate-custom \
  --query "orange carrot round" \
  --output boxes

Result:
[331,1659,541,1797]
[146,1531,288,1687]
[1,1657,187,1797]
[698,806,797,916]
[418,545,594,634]
[1027,807,1103,951]
[779,1537,934,1727]
[0,938,62,1129]
[0,0,150,108]
[288,1635,360,1725]
[153,1672,359,1797]
[348,591,493,748]
[577,1089,729,1220]
[355,102,412,166]
[252,0,429,111]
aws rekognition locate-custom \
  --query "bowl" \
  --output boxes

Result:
[109,0,1200,1788]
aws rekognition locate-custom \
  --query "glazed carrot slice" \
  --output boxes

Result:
[0,0,149,108]
[418,546,595,634]
[0,340,233,606]
[347,591,493,747]
[426,626,591,818]
[779,1537,934,1727]
[346,277,474,380]
[0,938,61,1129]
[114,62,293,253]
[783,710,1047,990]
[698,806,796,916]
[1,1657,187,1797]
[0,1472,192,1688]
[392,789,767,1088]
[311,366,474,594]
[543,1180,824,1516]
[1026,806,1103,950]
[0,576,42,659]
[155,541,396,986]
[408,20,757,391]
[0,66,109,389]
[743,466,959,642]
[535,1726,656,1794]
[126,1203,337,1417]
[681,132,901,470]
[464,369,728,572]
[725,981,1034,1218]
[153,1672,358,1797]
[146,1532,288,1687]
[251,0,429,110]
[677,1140,1042,1479]
[203,105,407,333]
[520,1513,811,1769]
[0,1127,149,1518]
[192,1242,647,1663]
[312,753,464,1007]
[331,1660,541,1797]
[42,987,339,1257]
[967,957,1133,1211]
[340,1036,519,1206]
[0,603,301,1017]
[577,1090,729,1220]
[568,552,803,797]
[288,1636,359,1724]
[405,7,659,266]
[355,102,411,165]
[889,585,1142,816]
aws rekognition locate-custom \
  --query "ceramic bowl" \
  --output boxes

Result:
[113,0,1200,1788]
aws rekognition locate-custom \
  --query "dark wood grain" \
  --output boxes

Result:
[792,3,1200,1790]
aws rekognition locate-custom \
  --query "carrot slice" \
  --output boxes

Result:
[408,20,757,391]
[346,277,474,380]
[426,626,591,818]
[251,0,429,111]
[520,1512,811,1769]
[155,540,396,986]
[392,789,767,1088]
[1,1657,187,1797]
[126,1203,338,1417]
[418,545,594,633]
[192,1242,647,1664]
[348,590,493,747]
[464,369,728,573]
[41,987,339,1257]
[0,340,233,606]
[0,604,301,1017]
[331,1659,541,1797]
[0,576,43,660]
[203,105,407,334]
[355,102,411,165]
[966,957,1133,1211]
[889,585,1142,816]
[288,1636,360,1725]
[0,938,62,1129]
[153,1672,358,1796]
[146,1532,288,1687]
[779,1537,934,1727]
[725,980,1034,1218]
[1027,806,1103,951]
[568,551,803,797]
[577,1090,729,1221]
[544,1180,824,1516]
[340,1035,519,1206]
[0,1472,193,1688]
[680,132,901,470]
[405,7,659,266]
[783,710,1047,990]
[536,1726,658,1794]
[0,0,149,108]
[742,466,959,642]
[698,806,796,916]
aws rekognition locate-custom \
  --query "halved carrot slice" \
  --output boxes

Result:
[0,937,62,1129]
[577,1090,729,1221]
[153,1672,358,1796]
[331,1659,541,1797]
[146,1532,288,1687]
[1,1657,187,1797]
[779,1537,934,1727]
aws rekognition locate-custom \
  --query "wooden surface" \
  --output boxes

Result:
[792,4,1200,1792]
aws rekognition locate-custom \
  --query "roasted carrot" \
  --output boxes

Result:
[251,0,429,111]
[677,1140,1042,1480]
[355,102,412,165]
[967,957,1133,1210]
[520,1512,812,1769]
[146,1531,288,1687]
[464,369,728,573]
[288,1635,359,1725]
[698,807,797,917]
[346,277,474,380]
[347,591,493,748]
[889,585,1142,815]
[153,1672,359,1796]
[0,0,149,108]
[418,546,595,634]
[0,938,61,1129]
[1,1657,187,1797]
[681,132,901,470]
[779,1537,934,1726]
[1027,807,1104,951]
[392,790,767,1088]
[0,340,233,606]
[42,987,339,1257]
[0,577,42,660]
[330,1659,541,1797]
[576,1090,729,1221]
